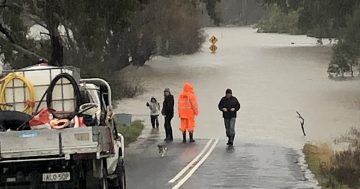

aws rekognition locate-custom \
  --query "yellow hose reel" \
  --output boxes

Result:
[0,73,36,114]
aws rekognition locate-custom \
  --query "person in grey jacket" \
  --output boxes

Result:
[146,97,160,129]
[218,89,240,146]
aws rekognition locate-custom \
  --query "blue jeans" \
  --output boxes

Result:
[224,118,236,139]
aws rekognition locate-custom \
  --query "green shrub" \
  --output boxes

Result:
[117,120,145,147]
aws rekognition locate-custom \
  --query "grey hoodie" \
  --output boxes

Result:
[147,98,160,116]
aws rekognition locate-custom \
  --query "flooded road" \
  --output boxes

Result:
[183,142,317,189]
[117,27,360,149]
[119,27,360,188]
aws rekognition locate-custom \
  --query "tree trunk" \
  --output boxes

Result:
[50,35,64,66]
[44,0,63,66]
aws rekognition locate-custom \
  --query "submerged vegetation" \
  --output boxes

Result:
[259,0,360,78]
[304,128,360,189]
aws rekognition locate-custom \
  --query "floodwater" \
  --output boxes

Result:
[116,27,360,149]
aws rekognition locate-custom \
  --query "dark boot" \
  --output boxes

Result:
[229,135,235,146]
[164,133,169,141]
[182,132,187,143]
[189,132,195,143]
[169,133,173,142]
[226,137,231,145]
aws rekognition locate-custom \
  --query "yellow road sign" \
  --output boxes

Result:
[209,44,217,53]
[209,36,218,44]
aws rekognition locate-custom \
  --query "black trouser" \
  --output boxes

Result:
[164,116,173,140]
[150,115,159,128]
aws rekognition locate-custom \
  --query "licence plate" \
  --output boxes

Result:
[17,131,38,138]
[42,172,70,182]
[74,133,90,141]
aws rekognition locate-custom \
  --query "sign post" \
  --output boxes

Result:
[209,35,218,54]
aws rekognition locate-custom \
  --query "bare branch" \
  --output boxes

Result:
[296,111,304,121]
[0,22,15,43]
[52,12,76,49]
[0,37,42,59]
[40,32,50,36]
[0,23,42,59]
[1,1,22,9]
[0,0,6,8]
[296,111,306,136]
[11,43,42,59]
[28,15,48,30]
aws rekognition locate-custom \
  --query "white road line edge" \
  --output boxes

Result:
[172,139,219,189]
[168,139,214,183]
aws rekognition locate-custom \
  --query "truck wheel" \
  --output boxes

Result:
[117,162,126,189]
[88,160,109,189]
[99,166,109,189]
[109,159,126,189]
[77,160,88,189]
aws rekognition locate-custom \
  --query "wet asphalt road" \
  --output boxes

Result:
[183,142,317,189]
[125,128,210,189]
[125,127,319,189]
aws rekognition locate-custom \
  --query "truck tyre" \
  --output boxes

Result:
[87,160,109,189]
[78,161,88,189]
[111,159,126,189]
[99,163,109,189]
[118,164,126,189]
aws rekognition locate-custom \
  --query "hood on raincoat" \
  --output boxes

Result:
[183,82,194,94]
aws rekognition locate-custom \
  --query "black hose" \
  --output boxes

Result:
[34,87,49,114]
[17,87,49,131]
[46,73,81,117]
[17,73,81,130]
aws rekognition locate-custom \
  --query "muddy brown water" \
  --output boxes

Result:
[116,27,360,149]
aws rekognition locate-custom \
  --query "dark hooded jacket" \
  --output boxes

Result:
[218,96,240,119]
[162,93,174,117]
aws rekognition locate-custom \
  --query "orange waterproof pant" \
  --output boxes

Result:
[180,117,195,133]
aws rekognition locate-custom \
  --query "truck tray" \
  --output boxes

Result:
[0,126,114,161]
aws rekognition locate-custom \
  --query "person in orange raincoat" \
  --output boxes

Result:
[178,82,199,143]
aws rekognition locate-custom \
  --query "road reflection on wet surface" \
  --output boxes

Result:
[183,141,319,189]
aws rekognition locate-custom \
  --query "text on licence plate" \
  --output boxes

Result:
[42,172,70,182]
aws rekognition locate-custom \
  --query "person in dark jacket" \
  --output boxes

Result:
[162,88,174,142]
[218,89,240,146]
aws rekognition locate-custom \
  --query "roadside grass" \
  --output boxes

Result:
[303,143,351,189]
[117,120,144,147]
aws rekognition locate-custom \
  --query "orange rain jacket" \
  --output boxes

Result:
[178,82,198,132]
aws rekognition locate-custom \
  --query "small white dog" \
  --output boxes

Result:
[157,144,168,157]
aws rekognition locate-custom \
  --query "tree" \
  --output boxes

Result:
[1,0,139,72]
[0,1,45,68]
[260,0,360,39]
[328,8,360,77]
[329,42,352,77]
[120,0,204,66]
[201,0,221,26]
[1,0,206,76]
[260,0,360,77]
[257,4,301,34]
